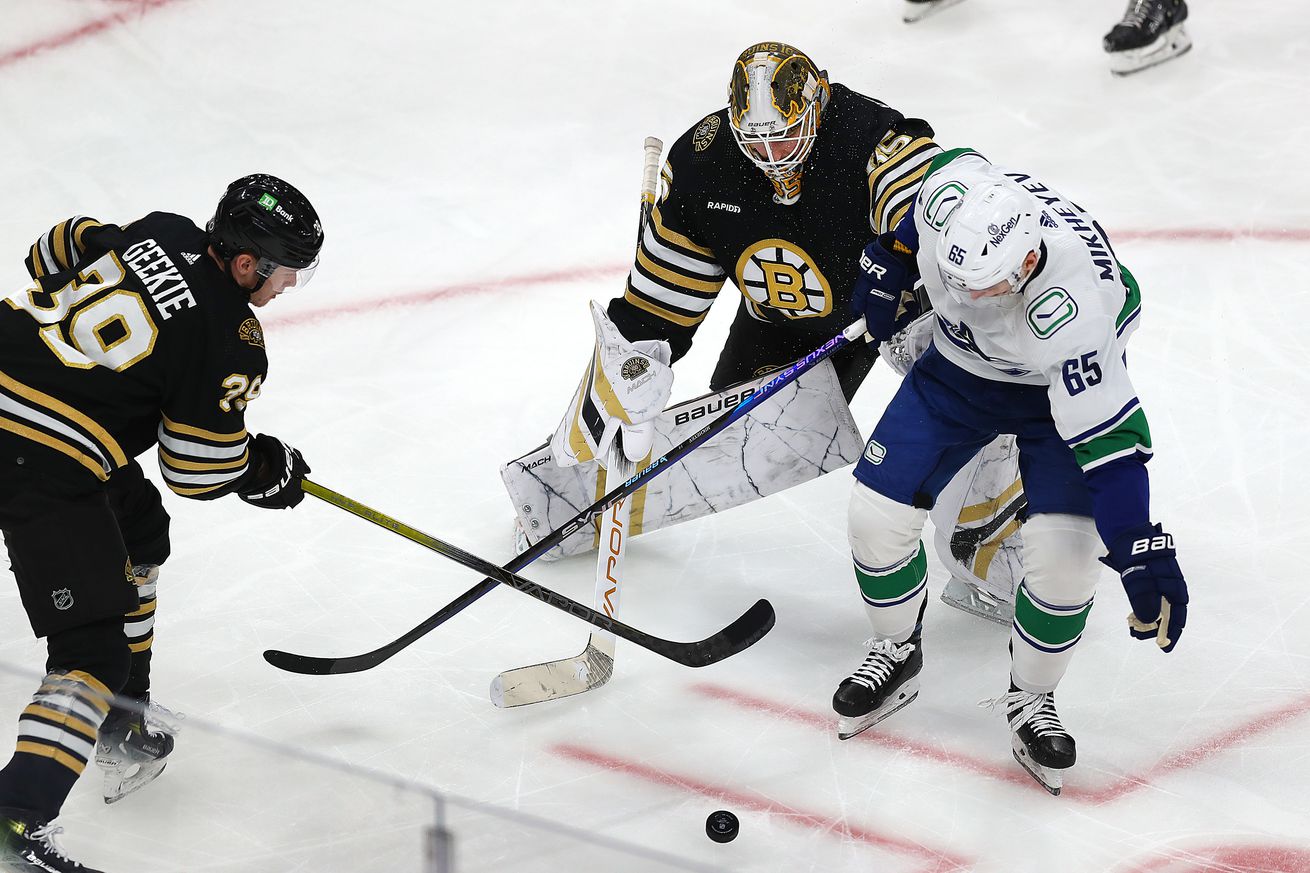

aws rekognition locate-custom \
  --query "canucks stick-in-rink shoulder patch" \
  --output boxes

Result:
[693,115,720,152]
[238,317,265,349]
[863,439,887,465]
[1026,288,1078,339]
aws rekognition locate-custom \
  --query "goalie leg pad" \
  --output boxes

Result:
[1010,513,1101,693]
[848,483,929,643]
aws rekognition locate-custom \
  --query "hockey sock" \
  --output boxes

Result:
[854,541,929,643]
[1010,581,1094,692]
[123,565,158,697]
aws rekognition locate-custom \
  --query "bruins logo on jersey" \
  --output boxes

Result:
[238,317,264,349]
[692,115,720,152]
[735,239,832,322]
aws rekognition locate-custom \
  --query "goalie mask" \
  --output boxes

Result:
[728,42,830,206]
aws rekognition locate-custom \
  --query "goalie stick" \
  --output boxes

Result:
[264,479,773,673]
[263,317,866,676]
[490,136,661,707]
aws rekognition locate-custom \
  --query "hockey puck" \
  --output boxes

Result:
[705,809,739,843]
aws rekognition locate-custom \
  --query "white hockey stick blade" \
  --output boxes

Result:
[492,445,633,707]
[490,637,616,708]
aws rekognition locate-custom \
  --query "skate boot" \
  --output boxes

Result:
[0,810,105,872]
[832,635,922,740]
[940,576,1014,625]
[902,0,966,24]
[95,694,182,804]
[983,684,1076,795]
[1103,0,1191,76]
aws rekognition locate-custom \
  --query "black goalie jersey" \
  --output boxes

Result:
[0,213,269,498]
[609,83,941,388]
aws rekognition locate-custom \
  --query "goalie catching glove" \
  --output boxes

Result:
[551,300,673,467]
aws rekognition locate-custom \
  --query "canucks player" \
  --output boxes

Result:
[0,175,320,871]
[835,148,1190,794]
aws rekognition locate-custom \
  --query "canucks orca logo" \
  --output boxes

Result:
[735,238,832,322]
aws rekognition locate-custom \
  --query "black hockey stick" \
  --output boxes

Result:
[263,316,869,675]
[263,481,773,674]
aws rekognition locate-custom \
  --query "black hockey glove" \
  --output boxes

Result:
[238,434,310,510]
[850,233,920,342]
[1101,522,1188,653]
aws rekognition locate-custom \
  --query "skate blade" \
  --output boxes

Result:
[1109,25,1192,75]
[102,760,167,804]
[1010,736,1063,796]
[903,0,965,24]
[836,680,920,741]
[939,587,1013,626]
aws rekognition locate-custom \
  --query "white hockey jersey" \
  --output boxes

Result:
[912,149,1150,474]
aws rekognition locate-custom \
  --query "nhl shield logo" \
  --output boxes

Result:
[620,356,650,381]
[51,588,74,611]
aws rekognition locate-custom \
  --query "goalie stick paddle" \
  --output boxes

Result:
[489,441,633,708]
[490,136,661,707]
[263,480,773,674]
[263,317,866,676]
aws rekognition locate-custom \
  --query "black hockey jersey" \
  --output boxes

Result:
[1,213,268,498]
[610,83,941,359]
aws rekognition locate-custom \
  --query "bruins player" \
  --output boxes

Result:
[0,175,320,873]
[609,41,938,400]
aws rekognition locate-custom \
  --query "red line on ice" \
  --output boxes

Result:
[263,226,1309,329]
[551,742,974,873]
[691,683,1310,804]
[0,0,182,70]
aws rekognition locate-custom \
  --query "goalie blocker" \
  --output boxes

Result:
[502,359,1026,618]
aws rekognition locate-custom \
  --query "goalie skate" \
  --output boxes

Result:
[940,576,1014,625]
[832,637,922,740]
[95,697,183,804]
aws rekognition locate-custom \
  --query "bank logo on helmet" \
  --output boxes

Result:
[257,194,278,211]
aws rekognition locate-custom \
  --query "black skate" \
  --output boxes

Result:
[832,636,922,740]
[902,0,966,24]
[983,685,1076,795]
[0,810,105,872]
[1103,0,1191,76]
[95,695,182,804]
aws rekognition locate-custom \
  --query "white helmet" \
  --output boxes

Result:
[935,181,1041,302]
[727,42,830,205]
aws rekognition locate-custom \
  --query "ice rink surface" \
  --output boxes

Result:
[2,1,1310,870]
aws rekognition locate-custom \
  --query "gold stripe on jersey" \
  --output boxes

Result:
[635,249,723,295]
[159,414,246,443]
[623,285,712,328]
[72,218,103,252]
[866,136,941,234]
[0,369,127,477]
[651,203,715,258]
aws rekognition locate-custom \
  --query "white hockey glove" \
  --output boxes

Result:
[879,310,935,377]
[550,300,673,467]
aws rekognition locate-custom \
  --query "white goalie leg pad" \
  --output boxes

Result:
[848,483,929,643]
[505,358,864,560]
[929,434,1025,608]
[1009,513,1102,693]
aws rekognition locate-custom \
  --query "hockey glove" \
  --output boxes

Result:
[850,233,920,343]
[238,434,311,510]
[551,300,673,467]
[1101,522,1188,652]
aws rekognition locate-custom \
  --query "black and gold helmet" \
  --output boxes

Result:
[727,43,830,205]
